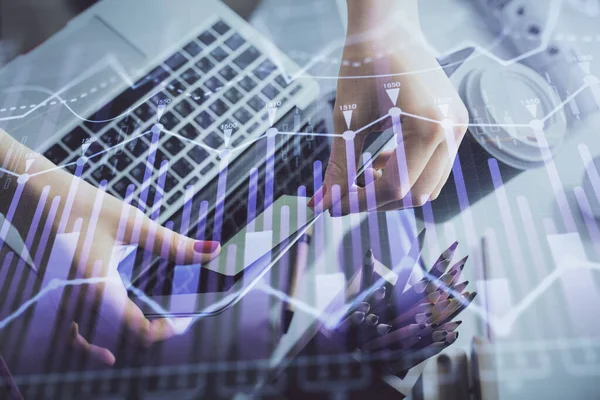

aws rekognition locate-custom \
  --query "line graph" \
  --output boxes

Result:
[1,74,597,181]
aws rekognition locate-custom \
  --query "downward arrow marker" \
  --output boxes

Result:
[437,103,450,118]
[268,107,278,126]
[525,103,538,118]
[343,110,353,130]
[224,129,232,147]
[82,143,91,155]
[386,88,400,106]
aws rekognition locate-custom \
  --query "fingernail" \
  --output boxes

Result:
[194,241,220,253]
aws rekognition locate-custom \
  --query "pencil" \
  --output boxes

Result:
[361,249,375,292]
[427,241,459,278]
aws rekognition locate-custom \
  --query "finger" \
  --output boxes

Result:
[393,122,446,199]
[71,322,116,366]
[403,141,450,204]
[339,168,397,215]
[121,298,177,347]
[348,124,449,213]
[431,120,468,199]
[372,150,394,171]
[129,208,220,264]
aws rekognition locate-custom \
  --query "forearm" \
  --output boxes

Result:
[346,0,421,36]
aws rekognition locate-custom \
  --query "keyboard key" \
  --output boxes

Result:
[194,111,215,129]
[204,132,224,149]
[198,31,217,45]
[261,84,279,100]
[219,66,238,81]
[163,173,178,192]
[253,59,276,80]
[212,20,231,35]
[166,80,186,98]
[209,99,229,117]
[290,84,302,96]
[224,87,243,104]
[108,152,133,171]
[163,137,186,156]
[195,57,215,73]
[101,129,123,146]
[247,96,265,112]
[91,164,116,183]
[167,191,183,205]
[180,124,200,140]
[160,112,181,130]
[153,149,169,169]
[210,46,229,62]
[204,76,223,93]
[183,41,202,57]
[181,68,201,85]
[174,100,195,118]
[187,176,200,187]
[117,117,141,136]
[232,136,246,147]
[125,138,150,158]
[233,107,252,125]
[234,46,261,69]
[65,156,80,175]
[190,87,207,105]
[113,176,134,198]
[150,92,171,108]
[172,158,194,178]
[130,162,147,183]
[133,102,155,122]
[200,162,215,175]
[62,127,91,151]
[84,140,104,160]
[188,147,209,163]
[247,122,259,134]
[238,76,257,92]
[165,52,189,72]
[275,75,289,88]
[225,33,245,51]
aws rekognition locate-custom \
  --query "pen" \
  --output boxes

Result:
[282,225,314,334]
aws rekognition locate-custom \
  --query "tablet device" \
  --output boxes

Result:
[121,195,317,317]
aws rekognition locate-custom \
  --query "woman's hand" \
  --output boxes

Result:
[0,129,220,365]
[312,1,469,214]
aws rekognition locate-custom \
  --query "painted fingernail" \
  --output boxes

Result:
[194,241,220,253]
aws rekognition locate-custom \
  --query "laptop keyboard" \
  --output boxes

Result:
[43,18,304,223]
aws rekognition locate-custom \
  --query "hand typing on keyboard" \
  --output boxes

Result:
[0,129,221,365]
[310,0,469,215]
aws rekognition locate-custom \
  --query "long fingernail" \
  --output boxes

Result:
[194,241,220,253]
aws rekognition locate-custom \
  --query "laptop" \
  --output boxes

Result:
[0,0,327,314]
